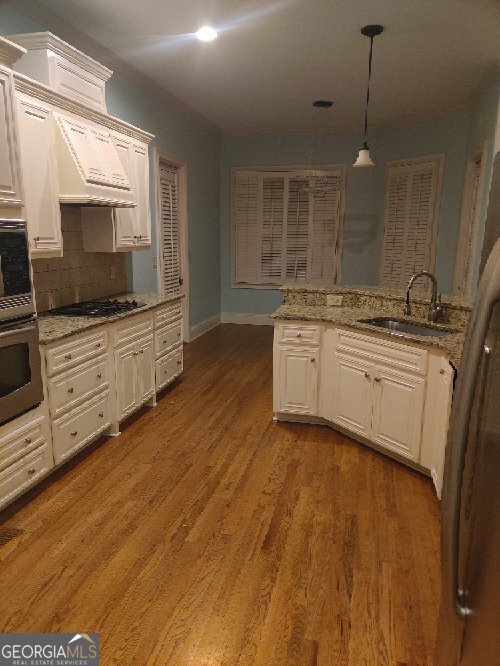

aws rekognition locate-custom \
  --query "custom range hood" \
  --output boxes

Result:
[7,32,135,208]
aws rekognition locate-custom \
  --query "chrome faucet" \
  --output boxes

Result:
[403,271,443,323]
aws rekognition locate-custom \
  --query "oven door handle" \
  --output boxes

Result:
[0,323,36,339]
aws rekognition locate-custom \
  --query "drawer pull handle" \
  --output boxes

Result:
[296,332,302,337]
[27,468,36,475]
[163,340,167,344]
[68,387,74,394]
[71,430,78,437]
[310,358,316,363]
[97,373,102,379]
[134,352,139,356]
[24,437,32,445]
[98,412,104,418]
[33,236,40,242]
[64,353,72,360]
[140,349,144,354]
[177,332,181,336]
[374,377,381,383]
[96,342,101,348]
[177,360,182,365]
[364,371,370,379]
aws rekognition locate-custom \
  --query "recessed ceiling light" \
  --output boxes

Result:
[313,100,333,108]
[196,26,218,42]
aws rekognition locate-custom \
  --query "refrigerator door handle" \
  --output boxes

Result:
[449,343,491,619]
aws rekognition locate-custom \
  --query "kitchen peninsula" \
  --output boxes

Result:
[273,283,471,496]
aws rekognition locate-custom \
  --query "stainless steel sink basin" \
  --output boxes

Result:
[358,317,459,337]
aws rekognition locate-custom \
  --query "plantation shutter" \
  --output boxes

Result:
[233,166,345,287]
[159,165,181,298]
[234,171,259,284]
[380,155,444,289]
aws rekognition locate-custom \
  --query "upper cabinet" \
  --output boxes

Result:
[4,31,154,252]
[0,38,26,213]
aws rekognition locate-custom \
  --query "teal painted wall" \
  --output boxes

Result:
[0,4,221,328]
[220,109,470,315]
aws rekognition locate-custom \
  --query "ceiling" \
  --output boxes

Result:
[29,0,500,133]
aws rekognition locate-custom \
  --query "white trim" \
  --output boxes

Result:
[189,313,221,340]
[221,312,273,326]
[154,148,191,341]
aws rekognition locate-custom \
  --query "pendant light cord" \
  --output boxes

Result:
[364,35,374,143]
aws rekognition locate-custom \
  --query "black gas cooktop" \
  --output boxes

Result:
[48,299,146,318]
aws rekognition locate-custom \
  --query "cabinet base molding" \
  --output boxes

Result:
[273,412,433,479]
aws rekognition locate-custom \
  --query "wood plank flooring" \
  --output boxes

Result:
[0,324,441,665]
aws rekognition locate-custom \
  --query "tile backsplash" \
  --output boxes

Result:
[32,207,128,312]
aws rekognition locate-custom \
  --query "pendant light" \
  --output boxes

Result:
[353,24,384,168]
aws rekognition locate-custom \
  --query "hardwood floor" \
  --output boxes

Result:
[0,324,441,665]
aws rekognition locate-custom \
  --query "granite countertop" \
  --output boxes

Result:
[38,292,182,345]
[272,303,466,368]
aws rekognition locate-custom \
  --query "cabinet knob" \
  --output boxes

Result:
[364,371,370,379]
[310,358,316,363]
[67,387,74,394]
[439,368,445,375]
[27,468,36,475]
[177,332,181,337]
[374,377,381,383]
[140,349,144,354]
[96,342,101,348]
[97,373,102,379]
[163,340,167,344]
[64,353,72,360]
[296,332,302,337]
[177,360,182,365]
[24,437,32,445]
[134,351,139,356]
[71,430,78,437]
[98,412,104,418]
[33,236,40,242]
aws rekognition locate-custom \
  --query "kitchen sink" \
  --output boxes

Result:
[358,317,459,337]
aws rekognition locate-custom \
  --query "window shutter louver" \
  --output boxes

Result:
[380,156,443,290]
[286,177,310,281]
[160,165,181,298]
[260,175,285,284]
[309,174,341,281]
[234,171,259,284]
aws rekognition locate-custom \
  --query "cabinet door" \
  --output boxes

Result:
[278,347,318,415]
[0,68,22,208]
[371,368,425,461]
[132,142,151,246]
[137,336,155,404]
[112,136,136,249]
[16,97,62,256]
[115,341,138,421]
[332,353,373,437]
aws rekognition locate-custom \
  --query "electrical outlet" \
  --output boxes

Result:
[327,294,343,306]
[152,256,158,269]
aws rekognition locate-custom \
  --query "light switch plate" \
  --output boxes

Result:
[327,294,343,306]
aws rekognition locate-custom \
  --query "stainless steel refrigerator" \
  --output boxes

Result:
[436,178,500,663]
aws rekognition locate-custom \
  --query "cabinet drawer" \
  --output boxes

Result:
[52,391,111,464]
[155,320,182,358]
[0,415,46,470]
[48,354,109,419]
[337,328,428,375]
[156,347,183,392]
[0,444,52,511]
[114,313,153,346]
[154,302,182,329]
[46,330,107,376]
[277,323,321,346]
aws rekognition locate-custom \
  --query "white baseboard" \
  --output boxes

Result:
[221,312,273,326]
[189,313,221,340]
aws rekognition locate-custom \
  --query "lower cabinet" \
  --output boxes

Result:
[277,347,319,415]
[274,320,453,481]
[115,336,155,422]
[156,346,183,392]
[0,443,52,509]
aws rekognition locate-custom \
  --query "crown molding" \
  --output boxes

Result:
[0,36,26,68]
[13,71,154,143]
[6,31,112,81]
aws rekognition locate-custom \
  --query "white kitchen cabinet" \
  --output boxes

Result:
[277,347,318,415]
[81,134,151,252]
[138,337,155,404]
[0,66,23,210]
[371,368,425,460]
[115,340,139,421]
[16,95,62,256]
[332,353,373,438]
